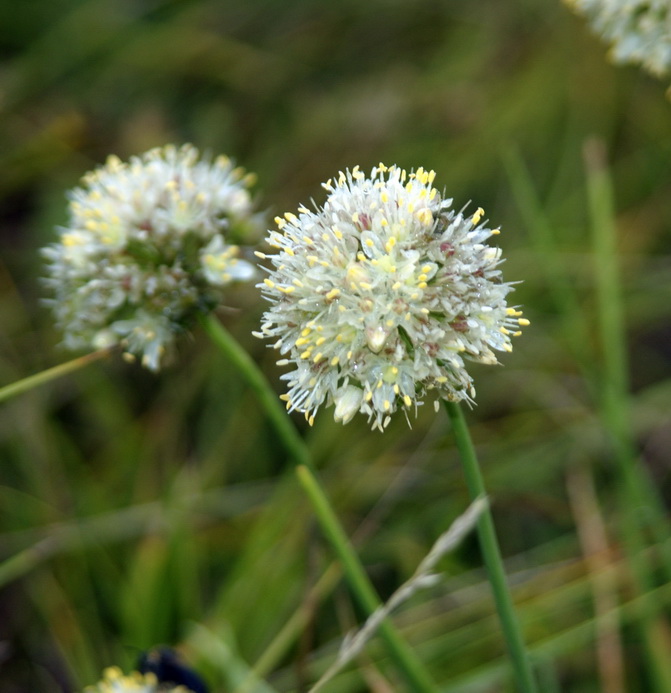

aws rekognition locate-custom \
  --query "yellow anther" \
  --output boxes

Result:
[418,282,428,289]
[500,327,510,335]
[385,237,396,252]
[313,352,323,363]
[263,278,275,288]
[325,288,341,300]
[300,350,312,359]
[472,207,484,224]
[330,356,339,366]
[384,400,391,411]
[301,327,312,336]
[316,337,326,346]
[518,318,530,326]
[403,395,412,407]
[436,376,448,383]
[254,251,267,259]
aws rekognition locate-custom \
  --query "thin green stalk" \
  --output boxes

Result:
[583,139,668,532]
[584,139,671,690]
[506,144,671,689]
[199,314,438,693]
[296,465,438,692]
[443,400,537,693]
[0,348,112,404]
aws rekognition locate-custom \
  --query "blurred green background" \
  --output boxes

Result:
[1,0,670,691]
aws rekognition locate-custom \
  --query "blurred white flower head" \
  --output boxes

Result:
[43,144,261,370]
[256,164,526,430]
[85,666,187,692]
[566,0,671,84]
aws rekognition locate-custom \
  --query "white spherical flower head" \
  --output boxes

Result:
[43,144,261,371]
[84,666,188,692]
[565,0,671,86]
[256,164,527,430]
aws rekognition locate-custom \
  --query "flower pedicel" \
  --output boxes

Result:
[257,164,527,430]
[43,144,261,371]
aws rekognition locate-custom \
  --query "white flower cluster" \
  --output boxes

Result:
[566,0,671,83]
[84,666,188,692]
[257,164,526,430]
[43,144,260,370]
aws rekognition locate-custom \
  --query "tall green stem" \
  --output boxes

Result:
[584,139,671,690]
[444,400,537,693]
[0,348,112,404]
[200,314,438,692]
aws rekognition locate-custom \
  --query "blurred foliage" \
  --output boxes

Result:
[1,0,670,691]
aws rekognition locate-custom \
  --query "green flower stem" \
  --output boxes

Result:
[0,348,113,404]
[443,400,537,693]
[584,139,671,690]
[199,314,438,693]
[295,464,438,692]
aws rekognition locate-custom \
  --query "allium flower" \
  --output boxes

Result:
[565,0,671,85]
[256,164,527,430]
[84,666,189,692]
[43,144,261,370]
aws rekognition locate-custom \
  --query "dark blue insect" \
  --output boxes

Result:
[137,647,209,693]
